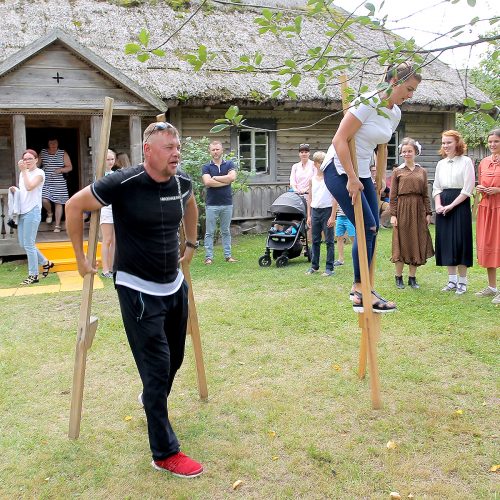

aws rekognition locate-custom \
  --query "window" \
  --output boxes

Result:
[387,130,400,169]
[238,130,269,175]
[230,119,277,182]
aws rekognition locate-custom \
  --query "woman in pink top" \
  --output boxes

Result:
[289,143,316,195]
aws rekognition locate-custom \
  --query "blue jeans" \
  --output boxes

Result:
[324,160,379,283]
[311,207,335,271]
[204,205,233,259]
[17,206,47,276]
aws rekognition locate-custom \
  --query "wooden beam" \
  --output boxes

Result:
[11,115,26,175]
[129,115,142,166]
[90,115,102,178]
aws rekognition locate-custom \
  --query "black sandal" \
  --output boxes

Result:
[42,261,54,278]
[352,291,397,314]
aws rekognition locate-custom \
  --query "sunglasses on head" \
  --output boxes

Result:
[299,144,310,151]
[144,122,175,143]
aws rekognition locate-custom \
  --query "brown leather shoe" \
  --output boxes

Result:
[225,257,238,263]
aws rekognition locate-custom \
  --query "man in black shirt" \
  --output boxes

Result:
[66,122,203,478]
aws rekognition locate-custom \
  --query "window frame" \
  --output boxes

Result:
[230,119,277,183]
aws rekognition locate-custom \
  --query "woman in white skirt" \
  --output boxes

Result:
[100,150,117,278]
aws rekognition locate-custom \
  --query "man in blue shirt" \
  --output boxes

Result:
[202,140,237,264]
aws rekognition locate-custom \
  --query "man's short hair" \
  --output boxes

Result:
[143,122,179,144]
[209,140,223,149]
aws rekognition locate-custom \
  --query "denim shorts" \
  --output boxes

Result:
[335,215,356,237]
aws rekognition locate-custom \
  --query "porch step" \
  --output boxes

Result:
[36,241,101,272]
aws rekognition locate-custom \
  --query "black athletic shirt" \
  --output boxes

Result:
[91,165,192,285]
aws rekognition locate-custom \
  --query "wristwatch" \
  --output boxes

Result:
[185,240,199,249]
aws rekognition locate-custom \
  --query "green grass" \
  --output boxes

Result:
[0,230,498,499]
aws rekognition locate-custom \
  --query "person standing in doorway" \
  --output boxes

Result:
[202,140,237,265]
[38,137,72,233]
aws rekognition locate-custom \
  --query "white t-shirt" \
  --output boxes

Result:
[310,176,333,209]
[19,168,45,214]
[321,93,401,178]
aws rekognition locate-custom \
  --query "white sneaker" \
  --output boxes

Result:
[455,283,467,295]
[138,392,144,407]
[492,293,500,305]
[475,287,496,297]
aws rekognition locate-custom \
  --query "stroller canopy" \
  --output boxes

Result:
[270,192,307,216]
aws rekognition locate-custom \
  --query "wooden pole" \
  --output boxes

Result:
[155,112,208,400]
[180,227,209,401]
[69,97,114,439]
[339,76,382,409]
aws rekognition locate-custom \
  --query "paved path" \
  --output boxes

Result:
[0,271,104,297]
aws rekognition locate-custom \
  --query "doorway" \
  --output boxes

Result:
[26,127,80,197]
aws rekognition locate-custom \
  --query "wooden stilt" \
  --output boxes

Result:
[180,227,208,401]
[156,112,208,401]
[358,144,387,378]
[69,97,114,439]
[340,76,382,409]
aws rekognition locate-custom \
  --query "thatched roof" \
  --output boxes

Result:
[0,0,488,110]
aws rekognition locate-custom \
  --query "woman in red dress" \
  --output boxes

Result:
[475,129,500,304]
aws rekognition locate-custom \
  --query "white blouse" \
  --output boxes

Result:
[432,155,475,199]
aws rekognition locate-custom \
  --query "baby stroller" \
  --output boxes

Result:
[258,192,311,267]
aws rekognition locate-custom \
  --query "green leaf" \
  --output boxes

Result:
[463,97,476,107]
[138,29,149,47]
[125,43,141,55]
[225,106,239,120]
[290,74,301,87]
[136,53,150,63]
[210,124,230,133]
[214,118,230,124]
[480,102,494,110]
[483,114,496,127]
[262,8,273,20]
[255,52,263,65]
[467,0,476,6]
[364,2,375,16]
[151,49,166,57]
[198,45,207,62]
[287,89,297,99]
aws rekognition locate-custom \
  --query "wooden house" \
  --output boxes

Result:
[0,0,488,254]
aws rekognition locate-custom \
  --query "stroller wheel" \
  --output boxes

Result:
[276,255,289,268]
[258,255,272,267]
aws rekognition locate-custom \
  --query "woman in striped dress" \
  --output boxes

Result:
[39,137,72,233]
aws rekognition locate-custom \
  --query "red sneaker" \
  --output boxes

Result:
[152,452,204,478]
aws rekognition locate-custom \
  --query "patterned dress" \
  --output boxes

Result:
[390,164,434,266]
[40,148,69,204]
[476,154,500,268]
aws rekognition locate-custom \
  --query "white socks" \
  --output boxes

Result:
[458,276,468,285]
[448,274,457,284]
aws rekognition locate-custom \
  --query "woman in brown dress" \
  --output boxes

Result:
[390,137,434,288]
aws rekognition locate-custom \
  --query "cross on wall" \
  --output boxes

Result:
[52,72,64,83]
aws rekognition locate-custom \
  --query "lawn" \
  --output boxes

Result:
[0,229,498,499]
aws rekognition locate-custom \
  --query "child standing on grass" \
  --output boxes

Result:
[306,151,335,276]
[333,200,355,266]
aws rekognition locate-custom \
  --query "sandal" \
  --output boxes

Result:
[21,275,39,285]
[204,258,213,265]
[46,213,53,224]
[53,226,61,233]
[441,281,457,292]
[352,291,397,314]
[42,261,54,278]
